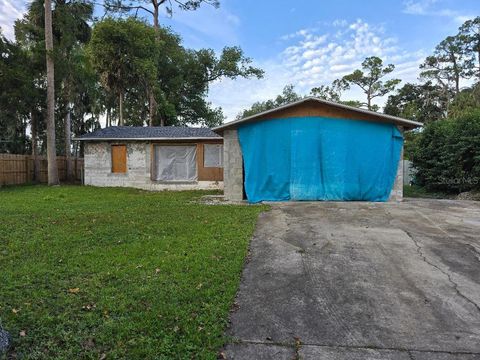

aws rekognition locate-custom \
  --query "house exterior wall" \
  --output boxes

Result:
[84,141,223,191]
[223,129,244,201]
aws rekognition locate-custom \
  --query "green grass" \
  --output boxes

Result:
[0,186,266,359]
[403,184,454,199]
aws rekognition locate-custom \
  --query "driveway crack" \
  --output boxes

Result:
[403,229,480,313]
[467,243,480,262]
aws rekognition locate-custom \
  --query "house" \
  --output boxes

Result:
[76,127,223,190]
[213,97,422,203]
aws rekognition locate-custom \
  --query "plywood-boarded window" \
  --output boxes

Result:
[204,144,223,167]
[111,145,127,173]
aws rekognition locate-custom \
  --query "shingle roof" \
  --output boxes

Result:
[75,126,221,141]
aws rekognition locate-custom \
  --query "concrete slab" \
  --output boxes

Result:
[223,343,294,359]
[223,199,480,359]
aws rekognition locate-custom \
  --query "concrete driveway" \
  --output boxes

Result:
[223,199,480,359]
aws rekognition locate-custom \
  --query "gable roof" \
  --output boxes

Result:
[74,126,221,141]
[213,97,423,132]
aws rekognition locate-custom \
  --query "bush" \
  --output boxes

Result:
[412,110,480,193]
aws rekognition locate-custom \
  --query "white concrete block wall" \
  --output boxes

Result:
[223,130,244,201]
[84,141,222,191]
[389,127,404,202]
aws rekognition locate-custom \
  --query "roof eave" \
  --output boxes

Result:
[73,137,221,141]
[213,97,423,133]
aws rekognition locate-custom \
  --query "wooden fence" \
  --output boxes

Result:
[0,154,84,186]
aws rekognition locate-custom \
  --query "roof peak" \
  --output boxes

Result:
[214,97,422,132]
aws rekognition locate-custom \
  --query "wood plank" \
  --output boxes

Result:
[111,145,127,173]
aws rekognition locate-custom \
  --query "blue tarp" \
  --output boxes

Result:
[238,117,403,203]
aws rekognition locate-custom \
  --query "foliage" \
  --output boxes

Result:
[384,82,448,123]
[236,85,302,119]
[0,33,33,154]
[103,0,220,21]
[412,110,480,193]
[0,186,266,358]
[459,16,480,81]
[341,56,401,110]
[2,0,262,156]
[420,36,472,95]
[88,18,158,125]
[310,79,348,102]
[403,184,453,199]
[448,82,480,119]
[13,0,99,157]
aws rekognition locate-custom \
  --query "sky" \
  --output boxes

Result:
[1,0,479,122]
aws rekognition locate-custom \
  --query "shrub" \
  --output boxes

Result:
[412,110,480,193]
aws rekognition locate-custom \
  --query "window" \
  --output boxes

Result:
[154,145,197,181]
[204,144,223,167]
[111,145,127,173]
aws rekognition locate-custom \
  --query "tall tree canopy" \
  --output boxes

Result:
[384,82,449,123]
[104,0,219,27]
[420,35,471,96]
[459,16,480,81]
[88,18,158,126]
[1,0,262,160]
[341,56,401,111]
[89,17,263,127]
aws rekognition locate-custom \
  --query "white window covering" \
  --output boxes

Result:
[204,144,223,167]
[155,145,197,181]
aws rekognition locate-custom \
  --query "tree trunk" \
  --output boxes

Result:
[44,0,59,185]
[119,91,124,126]
[153,0,159,29]
[31,110,40,183]
[65,107,73,181]
[148,90,157,126]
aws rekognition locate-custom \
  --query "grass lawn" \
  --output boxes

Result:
[0,186,266,359]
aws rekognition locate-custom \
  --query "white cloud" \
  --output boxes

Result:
[403,0,438,15]
[0,0,27,40]
[166,3,240,47]
[402,0,474,24]
[209,19,426,122]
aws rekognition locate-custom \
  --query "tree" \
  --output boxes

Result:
[103,0,221,126]
[342,56,401,110]
[420,35,471,96]
[447,82,480,119]
[53,0,94,179]
[0,32,33,154]
[459,17,480,81]
[103,0,220,29]
[14,0,97,171]
[310,79,348,102]
[88,18,158,125]
[412,110,480,193]
[384,82,450,123]
[45,0,59,185]
[236,85,302,119]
